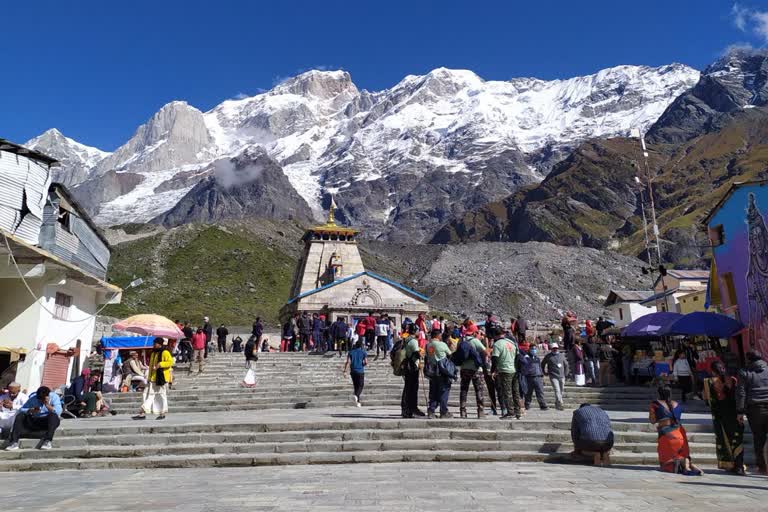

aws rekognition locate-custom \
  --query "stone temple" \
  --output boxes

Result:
[284,199,428,326]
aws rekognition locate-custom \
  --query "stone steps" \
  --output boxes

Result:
[0,449,724,472]
[5,353,720,472]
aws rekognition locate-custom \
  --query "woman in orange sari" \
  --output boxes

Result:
[649,386,703,475]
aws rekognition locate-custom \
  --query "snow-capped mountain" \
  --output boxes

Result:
[25,128,111,187]
[25,63,699,240]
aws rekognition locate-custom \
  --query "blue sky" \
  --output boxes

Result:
[2,0,767,151]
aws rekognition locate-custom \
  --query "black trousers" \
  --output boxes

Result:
[747,403,768,470]
[365,330,375,350]
[217,338,227,353]
[10,413,60,442]
[179,340,193,363]
[401,370,420,416]
[376,336,387,356]
[484,371,498,410]
[351,371,364,399]
[524,375,547,409]
[204,337,210,358]
[677,376,692,402]
[300,332,310,350]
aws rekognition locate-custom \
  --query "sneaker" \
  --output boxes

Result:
[156,415,166,420]
[352,395,359,404]
[427,411,437,419]
[540,406,549,411]
[39,441,52,450]
[4,442,19,451]
[132,414,147,420]
[440,412,453,419]
[356,402,362,408]
[412,409,426,417]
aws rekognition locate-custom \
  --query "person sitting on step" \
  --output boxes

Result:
[570,403,614,466]
[0,382,28,439]
[4,386,62,451]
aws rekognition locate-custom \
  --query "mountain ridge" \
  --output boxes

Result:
[25,63,699,241]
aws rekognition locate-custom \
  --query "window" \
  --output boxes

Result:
[709,224,725,247]
[54,292,72,320]
[693,296,699,302]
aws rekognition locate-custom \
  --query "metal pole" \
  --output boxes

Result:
[637,132,667,312]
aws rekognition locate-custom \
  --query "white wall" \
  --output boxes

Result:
[1,263,99,392]
[608,302,657,328]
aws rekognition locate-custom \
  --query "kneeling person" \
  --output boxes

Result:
[4,386,62,451]
[571,403,614,465]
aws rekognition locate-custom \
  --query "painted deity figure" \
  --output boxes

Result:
[746,193,768,349]
[330,251,343,280]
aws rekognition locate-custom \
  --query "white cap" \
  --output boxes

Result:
[550,343,559,349]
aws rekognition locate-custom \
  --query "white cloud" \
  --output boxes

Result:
[753,11,768,41]
[731,2,768,43]
[732,3,750,31]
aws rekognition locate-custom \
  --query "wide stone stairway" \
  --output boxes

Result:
[0,352,751,471]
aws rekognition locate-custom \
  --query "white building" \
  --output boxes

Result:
[0,139,121,393]
[603,290,657,328]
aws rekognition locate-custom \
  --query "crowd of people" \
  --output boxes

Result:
[2,308,768,479]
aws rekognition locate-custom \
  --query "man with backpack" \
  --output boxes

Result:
[455,328,487,418]
[490,323,521,419]
[299,312,312,351]
[425,329,453,418]
[331,316,349,356]
[393,323,424,418]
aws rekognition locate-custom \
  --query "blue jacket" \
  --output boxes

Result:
[21,392,62,418]
[520,352,544,377]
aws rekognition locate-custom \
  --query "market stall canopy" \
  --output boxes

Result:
[622,312,684,337]
[666,312,744,338]
[100,336,155,350]
[112,314,183,339]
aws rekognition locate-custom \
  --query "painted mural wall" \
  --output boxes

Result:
[710,183,768,356]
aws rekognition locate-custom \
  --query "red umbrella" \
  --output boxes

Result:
[113,314,184,339]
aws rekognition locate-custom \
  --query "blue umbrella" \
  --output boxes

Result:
[622,312,684,337]
[666,312,744,338]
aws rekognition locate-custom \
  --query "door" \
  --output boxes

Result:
[41,352,71,390]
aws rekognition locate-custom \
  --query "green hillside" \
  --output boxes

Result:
[103,225,298,327]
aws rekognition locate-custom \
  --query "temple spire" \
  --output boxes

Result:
[327,195,337,226]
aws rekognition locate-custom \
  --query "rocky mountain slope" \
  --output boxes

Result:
[435,50,768,266]
[24,128,111,187]
[103,221,648,325]
[26,64,698,241]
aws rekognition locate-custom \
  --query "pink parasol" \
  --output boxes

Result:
[113,314,184,339]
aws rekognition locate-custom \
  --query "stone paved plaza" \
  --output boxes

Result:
[3,461,766,511]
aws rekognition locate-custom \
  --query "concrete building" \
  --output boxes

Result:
[284,200,428,328]
[603,290,657,328]
[704,180,768,357]
[639,269,709,313]
[677,289,711,314]
[0,138,121,393]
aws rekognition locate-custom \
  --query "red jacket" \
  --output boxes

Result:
[192,332,207,350]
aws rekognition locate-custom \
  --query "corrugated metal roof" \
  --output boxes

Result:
[667,269,709,280]
[610,290,655,301]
